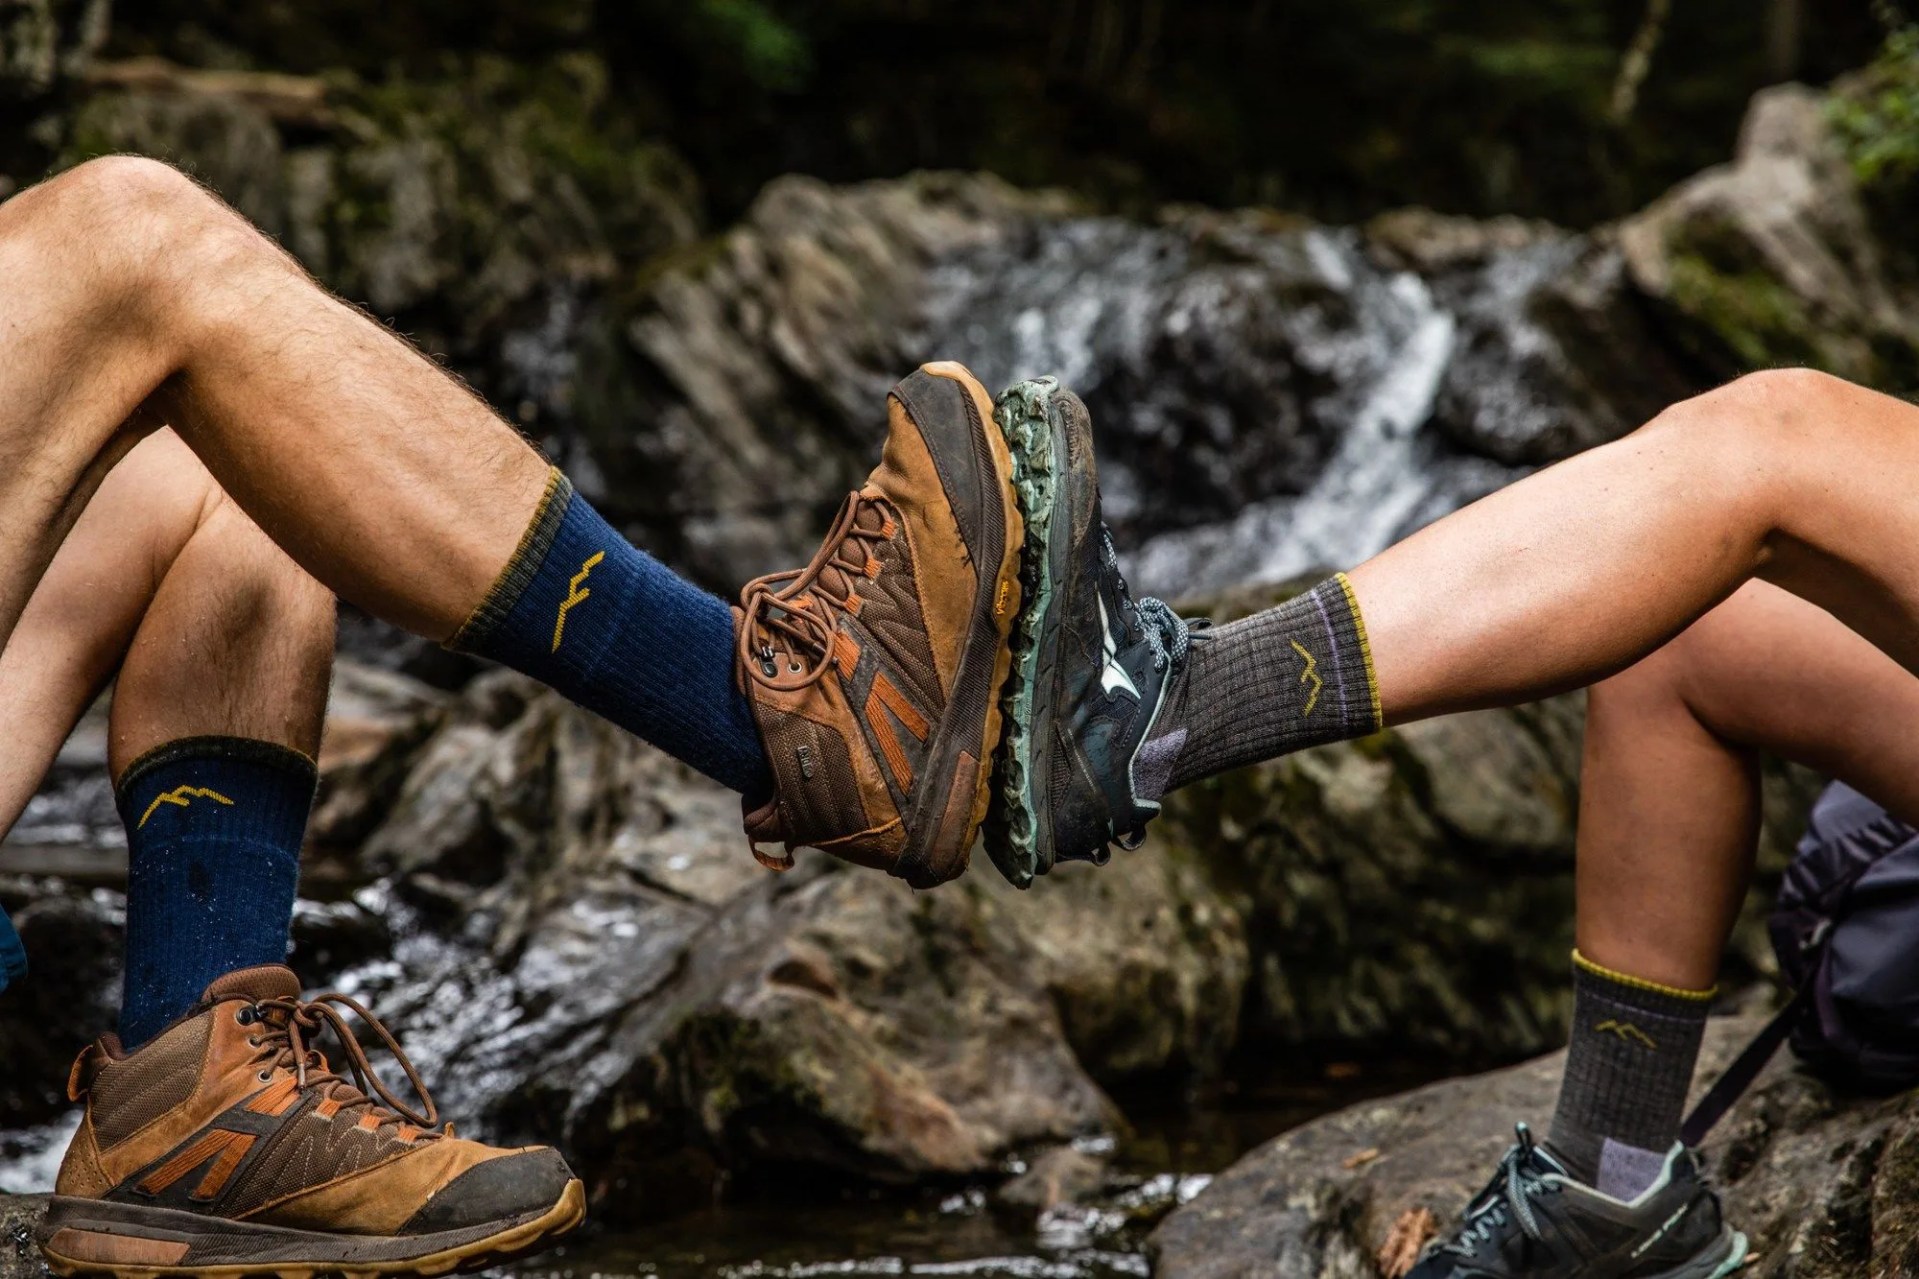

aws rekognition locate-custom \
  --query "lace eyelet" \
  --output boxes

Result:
[247,1036,262,1048]
[789,662,802,673]
[235,1006,257,1026]
[258,1069,273,1082]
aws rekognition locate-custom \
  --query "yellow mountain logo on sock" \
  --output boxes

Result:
[1290,640,1323,717]
[1594,1019,1658,1050]
[137,786,235,829]
[552,551,606,652]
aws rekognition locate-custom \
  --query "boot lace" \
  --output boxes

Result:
[738,489,893,692]
[241,993,442,1134]
[1438,1123,1562,1258]
[1100,527,1194,671]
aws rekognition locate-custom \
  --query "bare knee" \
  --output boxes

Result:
[27,156,287,314]
[1646,367,1849,445]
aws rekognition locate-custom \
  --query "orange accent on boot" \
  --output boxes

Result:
[870,673,929,738]
[833,632,862,680]
[864,557,882,579]
[865,673,929,794]
[315,1096,343,1119]
[194,1132,256,1200]
[244,1075,302,1116]
[358,1113,383,1131]
[139,1130,249,1195]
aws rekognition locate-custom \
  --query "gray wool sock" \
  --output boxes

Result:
[1548,950,1714,1200]
[1142,573,1383,798]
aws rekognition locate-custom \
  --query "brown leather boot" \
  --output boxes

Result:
[38,965,583,1277]
[737,361,1023,888]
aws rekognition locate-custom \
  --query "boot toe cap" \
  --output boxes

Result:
[399,1147,576,1235]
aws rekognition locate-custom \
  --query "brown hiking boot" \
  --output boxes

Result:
[38,965,583,1277]
[737,361,1024,888]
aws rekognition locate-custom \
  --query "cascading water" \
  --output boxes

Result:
[915,213,1556,599]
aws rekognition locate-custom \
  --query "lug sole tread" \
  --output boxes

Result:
[983,378,1062,888]
[41,1179,585,1279]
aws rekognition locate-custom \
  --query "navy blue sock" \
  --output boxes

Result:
[116,737,316,1049]
[0,906,24,995]
[451,468,773,800]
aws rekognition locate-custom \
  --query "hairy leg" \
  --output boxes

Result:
[1576,580,1919,991]
[0,157,542,645]
[0,158,770,798]
[1352,369,1919,720]
[0,429,330,836]
[0,426,332,832]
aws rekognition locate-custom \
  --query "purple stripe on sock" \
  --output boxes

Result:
[1308,586,1348,725]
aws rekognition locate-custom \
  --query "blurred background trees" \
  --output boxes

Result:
[53,0,1900,226]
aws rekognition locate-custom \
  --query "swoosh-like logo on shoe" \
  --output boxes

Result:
[552,551,606,652]
[137,786,235,829]
[1098,596,1139,700]
[1291,640,1323,717]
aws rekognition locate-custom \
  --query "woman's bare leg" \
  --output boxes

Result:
[1354,369,1919,720]
[1542,579,1919,1197]
[1576,580,1919,991]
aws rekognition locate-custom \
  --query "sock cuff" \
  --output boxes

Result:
[1329,572,1383,732]
[1573,949,1716,1008]
[116,736,317,835]
[447,466,575,653]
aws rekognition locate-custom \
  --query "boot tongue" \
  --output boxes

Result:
[200,965,302,1005]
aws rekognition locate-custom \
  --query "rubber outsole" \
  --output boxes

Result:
[910,361,1026,886]
[983,377,1063,889]
[39,1178,586,1279]
[1698,1229,1750,1279]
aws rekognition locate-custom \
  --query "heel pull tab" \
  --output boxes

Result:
[67,1043,106,1102]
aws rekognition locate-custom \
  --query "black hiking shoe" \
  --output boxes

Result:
[985,377,1194,888]
[1406,1124,1748,1279]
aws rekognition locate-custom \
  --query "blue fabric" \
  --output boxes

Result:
[116,737,316,1049]
[465,481,772,800]
[0,905,24,993]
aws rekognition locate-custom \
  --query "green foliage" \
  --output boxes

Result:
[1829,27,1919,190]
[689,0,811,92]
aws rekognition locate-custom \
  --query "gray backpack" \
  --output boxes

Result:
[1684,782,1919,1144]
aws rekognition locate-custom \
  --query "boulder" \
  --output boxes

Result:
[287,672,1249,1217]
[1153,1015,1919,1278]
[0,0,105,102]
[0,1194,45,1279]
[1620,84,1919,384]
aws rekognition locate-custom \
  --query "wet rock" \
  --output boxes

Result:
[1620,84,1919,384]
[998,1146,1110,1213]
[0,1194,46,1279]
[279,674,1246,1217]
[1152,1015,1919,1279]
[603,169,1687,595]
[0,0,105,101]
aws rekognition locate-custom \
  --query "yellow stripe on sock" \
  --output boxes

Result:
[1572,949,1716,1001]
[447,465,569,651]
[1334,572,1383,731]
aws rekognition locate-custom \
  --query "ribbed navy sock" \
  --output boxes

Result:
[116,737,316,1049]
[451,468,773,800]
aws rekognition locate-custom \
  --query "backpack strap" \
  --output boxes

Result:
[1679,980,1813,1147]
